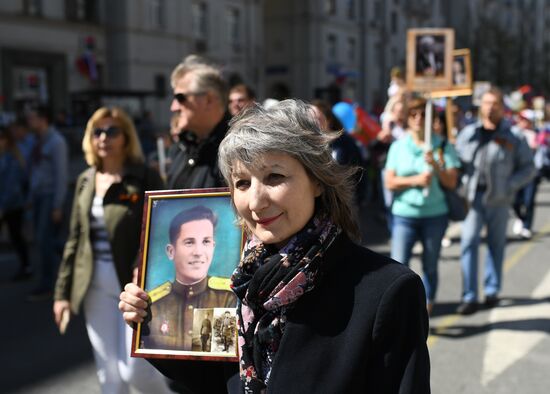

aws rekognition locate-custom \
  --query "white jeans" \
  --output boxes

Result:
[83,262,171,394]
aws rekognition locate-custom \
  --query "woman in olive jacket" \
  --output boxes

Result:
[53,107,170,394]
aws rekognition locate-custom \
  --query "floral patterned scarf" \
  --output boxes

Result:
[231,213,340,393]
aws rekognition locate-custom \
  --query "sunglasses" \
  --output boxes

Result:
[173,91,205,104]
[409,110,426,118]
[93,126,122,138]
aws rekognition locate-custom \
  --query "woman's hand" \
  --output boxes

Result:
[424,150,444,170]
[53,300,70,327]
[385,169,432,191]
[118,283,149,326]
[132,266,139,285]
[424,151,436,166]
[414,172,432,188]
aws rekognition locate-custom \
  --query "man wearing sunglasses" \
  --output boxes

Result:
[166,56,230,190]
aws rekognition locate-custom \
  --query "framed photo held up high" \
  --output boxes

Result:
[406,28,455,93]
[131,188,243,362]
[431,48,473,98]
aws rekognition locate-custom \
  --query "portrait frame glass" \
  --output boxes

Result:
[131,187,243,362]
[431,48,473,98]
[406,28,455,93]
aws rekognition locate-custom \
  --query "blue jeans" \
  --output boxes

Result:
[32,193,62,291]
[460,191,509,303]
[391,214,448,302]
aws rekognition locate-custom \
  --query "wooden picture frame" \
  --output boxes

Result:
[431,49,473,98]
[131,188,243,362]
[406,28,455,93]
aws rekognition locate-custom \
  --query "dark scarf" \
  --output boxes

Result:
[231,214,340,393]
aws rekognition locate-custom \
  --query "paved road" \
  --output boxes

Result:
[1,179,549,393]
[371,180,550,394]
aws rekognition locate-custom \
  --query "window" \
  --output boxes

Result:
[147,0,164,29]
[24,0,42,16]
[327,34,337,59]
[391,11,397,34]
[192,2,208,39]
[347,37,356,62]
[325,0,337,16]
[65,0,98,23]
[374,0,383,19]
[227,7,241,51]
[346,0,355,20]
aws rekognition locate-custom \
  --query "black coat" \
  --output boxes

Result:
[166,113,231,190]
[152,234,430,394]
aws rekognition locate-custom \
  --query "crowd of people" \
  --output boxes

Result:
[1,55,549,393]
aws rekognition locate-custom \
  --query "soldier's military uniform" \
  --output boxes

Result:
[220,314,235,352]
[200,317,212,351]
[141,277,236,351]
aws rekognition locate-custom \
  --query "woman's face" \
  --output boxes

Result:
[432,116,443,135]
[407,107,426,135]
[92,117,126,160]
[231,152,322,248]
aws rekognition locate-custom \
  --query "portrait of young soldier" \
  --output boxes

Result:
[141,205,236,351]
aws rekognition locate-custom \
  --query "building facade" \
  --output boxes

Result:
[1,0,549,128]
[0,0,263,127]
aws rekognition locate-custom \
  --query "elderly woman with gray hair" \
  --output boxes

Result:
[119,100,430,393]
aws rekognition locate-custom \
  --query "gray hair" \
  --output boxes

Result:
[218,99,360,240]
[170,56,228,107]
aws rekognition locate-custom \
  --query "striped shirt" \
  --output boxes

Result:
[90,195,114,264]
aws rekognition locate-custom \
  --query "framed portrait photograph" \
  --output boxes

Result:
[131,188,243,362]
[406,28,455,93]
[431,49,473,98]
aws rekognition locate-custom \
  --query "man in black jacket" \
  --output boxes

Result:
[166,56,230,189]
[153,57,238,393]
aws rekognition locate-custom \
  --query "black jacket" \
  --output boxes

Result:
[152,234,430,394]
[167,113,231,189]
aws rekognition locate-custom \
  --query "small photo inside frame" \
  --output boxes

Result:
[451,49,472,90]
[406,28,455,93]
[431,48,473,98]
[132,188,243,362]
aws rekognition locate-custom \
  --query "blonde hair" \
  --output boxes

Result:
[82,107,144,167]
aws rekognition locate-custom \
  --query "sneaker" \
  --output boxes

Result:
[519,228,532,239]
[456,302,478,315]
[484,295,500,308]
[512,219,523,235]
[27,289,53,302]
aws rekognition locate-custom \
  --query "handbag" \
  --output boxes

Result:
[442,186,468,221]
[438,140,469,221]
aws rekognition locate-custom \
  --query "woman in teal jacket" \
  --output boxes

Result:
[385,97,460,314]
